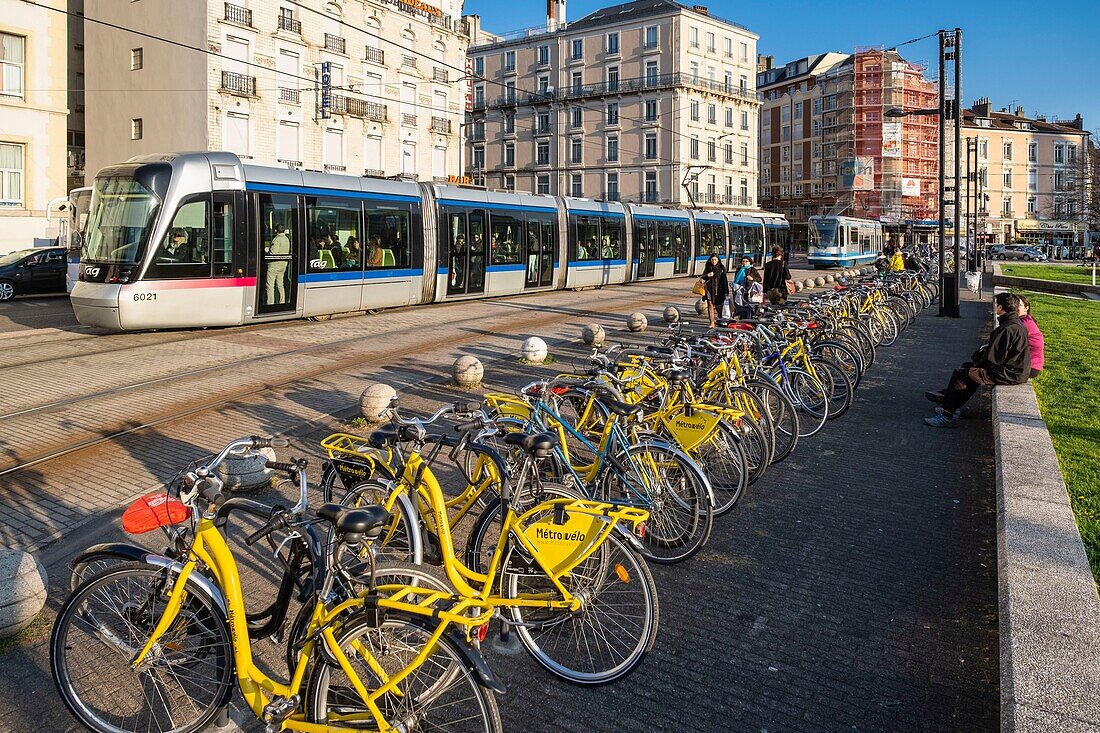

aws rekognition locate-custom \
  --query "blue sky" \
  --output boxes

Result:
[464,0,1100,136]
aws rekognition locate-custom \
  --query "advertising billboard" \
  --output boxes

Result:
[902,177,921,197]
[840,157,874,191]
[882,122,902,158]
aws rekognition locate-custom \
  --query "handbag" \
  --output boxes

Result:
[692,279,707,297]
[785,279,796,295]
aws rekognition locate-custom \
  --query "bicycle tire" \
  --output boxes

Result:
[779,368,829,438]
[507,530,659,686]
[812,339,864,390]
[306,611,503,733]
[812,357,855,420]
[746,379,799,463]
[340,479,423,566]
[51,562,234,733]
[693,418,750,516]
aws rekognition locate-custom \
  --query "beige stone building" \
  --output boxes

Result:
[66,0,85,191]
[85,0,471,184]
[953,99,1091,251]
[0,0,70,254]
[464,0,760,209]
[758,49,940,247]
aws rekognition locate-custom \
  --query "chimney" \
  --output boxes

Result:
[1015,106,1025,117]
[972,97,991,117]
[693,5,709,15]
[546,0,566,31]
[757,53,774,72]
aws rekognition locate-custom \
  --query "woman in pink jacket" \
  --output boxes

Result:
[1017,295,1045,378]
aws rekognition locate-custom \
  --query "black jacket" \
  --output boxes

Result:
[763,259,790,292]
[977,312,1031,385]
[702,262,728,302]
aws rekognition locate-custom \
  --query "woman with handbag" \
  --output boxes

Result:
[763,247,793,305]
[700,253,729,328]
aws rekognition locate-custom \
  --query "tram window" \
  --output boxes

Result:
[602,218,624,259]
[146,195,210,279]
[364,202,411,269]
[656,221,674,257]
[573,215,601,260]
[211,195,233,277]
[490,212,523,265]
[305,197,360,273]
[701,223,723,257]
[674,222,689,253]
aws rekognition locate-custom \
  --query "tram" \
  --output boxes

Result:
[61,186,92,292]
[71,152,787,331]
[807,215,883,268]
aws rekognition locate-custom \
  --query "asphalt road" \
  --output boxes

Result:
[0,294,84,335]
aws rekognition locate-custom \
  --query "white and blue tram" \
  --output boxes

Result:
[807,215,883,268]
[71,152,786,331]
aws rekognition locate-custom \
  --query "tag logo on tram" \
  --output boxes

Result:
[84,266,101,278]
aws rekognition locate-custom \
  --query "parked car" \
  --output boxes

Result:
[991,245,1049,262]
[0,246,68,301]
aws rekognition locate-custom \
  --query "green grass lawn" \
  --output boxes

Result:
[1025,293,1100,579]
[1002,263,1100,286]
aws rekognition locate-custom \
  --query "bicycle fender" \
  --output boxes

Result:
[635,439,717,507]
[140,553,231,618]
[69,542,165,590]
[612,522,647,554]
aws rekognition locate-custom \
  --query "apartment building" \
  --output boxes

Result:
[85,0,470,184]
[0,0,70,254]
[67,0,85,191]
[953,99,1090,250]
[464,0,761,209]
[758,49,939,247]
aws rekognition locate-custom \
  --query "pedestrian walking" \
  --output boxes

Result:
[763,248,792,305]
[702,253,729,328]
[732,256,752,286]
[924,292,1031,427]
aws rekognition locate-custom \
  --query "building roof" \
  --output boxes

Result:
[757,51,848,90]
[962,108,1087,136]
[569,0,753,34]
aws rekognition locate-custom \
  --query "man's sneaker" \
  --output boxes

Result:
[934,406,963,420]
[925,390,945,404]
[924,412,958,428]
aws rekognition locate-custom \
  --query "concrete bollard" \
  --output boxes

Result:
[627,312,648,332]
[359,383,397,423]
[795,280,804,292]
[581,324,605,346]
[453,355,484,388]
[815,276,826,287]
[0,550,47,638]
[825,274,835,283]
[694,299,706,315]
[803,278,815,289]
[219,446,277,491]
[663,306,681,324]
[519,336,548,363]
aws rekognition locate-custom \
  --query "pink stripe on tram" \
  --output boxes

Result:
[124,277,257,290]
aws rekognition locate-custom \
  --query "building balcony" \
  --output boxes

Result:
[433,67,449,83]
[483,72,763,109]
[278,87,300,104]
[224,2,252,27]
[277,14,300,33]
[427,11,454,30]
[365,47,384,65]
[278,159,302,169]
[455,18,471,37]
[325,34,346,54]
[401,55,417,70]
[430,117,451,133]
[220,70,256,97]
[331,95,388,121]
[324,164,347,173]
[402,113,418,127]
[364,168,385,177]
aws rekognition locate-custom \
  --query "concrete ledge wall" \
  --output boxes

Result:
[993,384,1100,731]
[991,273,1100,297]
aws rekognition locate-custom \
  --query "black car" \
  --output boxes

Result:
[0,246,68,301]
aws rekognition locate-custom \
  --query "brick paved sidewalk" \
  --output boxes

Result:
[0,291,999,732]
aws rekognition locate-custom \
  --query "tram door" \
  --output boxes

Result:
[635,221,657,278]
[524,216,555,288]
[445,208,486,296]
[256,193,299,315]
[673,222,690,274]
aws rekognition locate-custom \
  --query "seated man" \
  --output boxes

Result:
[924,292,1031,427]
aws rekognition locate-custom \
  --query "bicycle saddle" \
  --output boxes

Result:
[666,369,690,385]
[503,431,557,458]
[317,502,390,536]
[367,427,397,449]
[604,399,644,418]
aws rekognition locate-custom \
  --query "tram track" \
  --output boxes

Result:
[0,283,682,481]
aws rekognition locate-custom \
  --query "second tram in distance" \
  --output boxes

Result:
[72,152,791,331]
[807,215,884,268]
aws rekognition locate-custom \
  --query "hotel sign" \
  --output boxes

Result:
[380,0,444,19]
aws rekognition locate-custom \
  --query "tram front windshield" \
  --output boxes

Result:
[82,176,159,264]
[809,219,838,248]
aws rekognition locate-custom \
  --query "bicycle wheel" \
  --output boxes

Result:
[692,419,750,516]
[51,562,233,733]
[604,442,712,564]
[341,480,423,566]
[747,379,799,463]
[780,368,829,438]
[877,309,900,347]
[812,339,864,390]
[507,530,659,686]
[307,612,503,733]
[812,357,854,420]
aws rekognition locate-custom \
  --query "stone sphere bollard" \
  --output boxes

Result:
[0,550,47,638]
[520,336,548,363]
[663,306,681,324]
[825,274,835,284]
[453,355,484,388]
[795,280,804,292]
[219,446,277,491]
[581,324,605,346]
[627,312,648,332]
[359,383,397,423]
[694,299,706,315]
[803,278,816,289]
[815,276,827,287]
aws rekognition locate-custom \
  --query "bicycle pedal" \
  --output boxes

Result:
[261,695,299,726]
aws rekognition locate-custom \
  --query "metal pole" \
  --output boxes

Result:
[950,27,962,315]
[937,30,947,314]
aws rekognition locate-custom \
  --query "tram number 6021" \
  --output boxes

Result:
[133,292,157,302]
